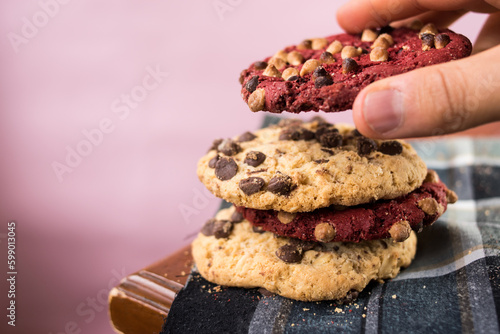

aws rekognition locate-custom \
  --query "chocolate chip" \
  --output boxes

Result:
[421,33,435,50]
[208,154,220,168]
[379,25,394,34]
[315,123,336,141]
[321,148,334,155]
[218,139,241,156]
[287,75,299,82]
[320,129,343,148]
[268,172,295,196]
[258,288,275,297]
[379,141,403,155]
[435,34,450,49]
[208,139,223,152]
[299,39,312,50]
[412,220,424,233]
[289,238,317,251]
[315,159,329,164]
[279,127,301,141]
[213,220,233,239]
[230,210,244,223]
[315,76,334,88]
[254,61,268,70]
[237,131,257,142]
[351,129,362,137]
[338,290,359,305]
[280,127,315,141]
[201,219,215,236]
[244,151,266,167]
[313,66,329,78]
[275,244,303,263]
[357,137,377,156]
[319,51,335,64]
[301,129,315,140]
[215,157,238,181]
[310,115,327,124]
[245,75,259,93]
[239,177,265,195]
[252,225,265,234]
[342,58,359,74]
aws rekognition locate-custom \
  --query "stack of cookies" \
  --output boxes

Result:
[192,24,468,302]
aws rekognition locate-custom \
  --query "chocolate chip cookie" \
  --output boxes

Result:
[197,118,427,212]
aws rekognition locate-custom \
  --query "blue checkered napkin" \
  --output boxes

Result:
[162,117,500,334]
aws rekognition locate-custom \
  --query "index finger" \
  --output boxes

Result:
[337,0,495,33]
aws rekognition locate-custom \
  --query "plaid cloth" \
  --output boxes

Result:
[162,116,500,334]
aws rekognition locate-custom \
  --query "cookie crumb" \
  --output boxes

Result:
[392,294,397,299]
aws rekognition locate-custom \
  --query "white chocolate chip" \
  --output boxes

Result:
[277,211,296,224]
[312,38,328,50]
[370,47,389,62]
[378,33,394,46]
[371,36,391,49]
[446,189,458,204]
[287,51,305,66]
[424,170,440,183]
[248,89,265,112]
[389,220,411,242]
[361,29,378,42]
[314,223,336,242]
[263,64,282,78]
[268,57,287,70]
[326,40,343,54]
[273,50,288,62]
[282,67,299,81]
[300,59,320,76]
[341,46,362,59]
[418,198,444,216]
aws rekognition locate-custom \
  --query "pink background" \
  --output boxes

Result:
[0,1,488,333]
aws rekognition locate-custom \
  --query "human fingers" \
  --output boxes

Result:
[337,0,497,33]
[391,10,467,29]
[352,45,500,138]
[473,12,500,54]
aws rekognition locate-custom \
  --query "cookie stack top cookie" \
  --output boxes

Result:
[239,25,472,113]
[198,118,427,212]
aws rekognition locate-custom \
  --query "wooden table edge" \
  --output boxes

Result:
[108,245,193,334]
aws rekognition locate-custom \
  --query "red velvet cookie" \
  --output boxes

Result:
[240,25,472,114]
[236,174,458,243]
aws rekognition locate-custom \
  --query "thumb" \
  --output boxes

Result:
[353,45,500,139]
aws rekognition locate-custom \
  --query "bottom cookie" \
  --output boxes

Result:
[192,207,416,302]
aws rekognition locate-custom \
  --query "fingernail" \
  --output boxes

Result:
[363,89,404,134]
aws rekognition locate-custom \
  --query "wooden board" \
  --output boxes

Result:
[108,245,193,334]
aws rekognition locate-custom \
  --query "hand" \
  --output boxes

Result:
[337,0,500,138]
